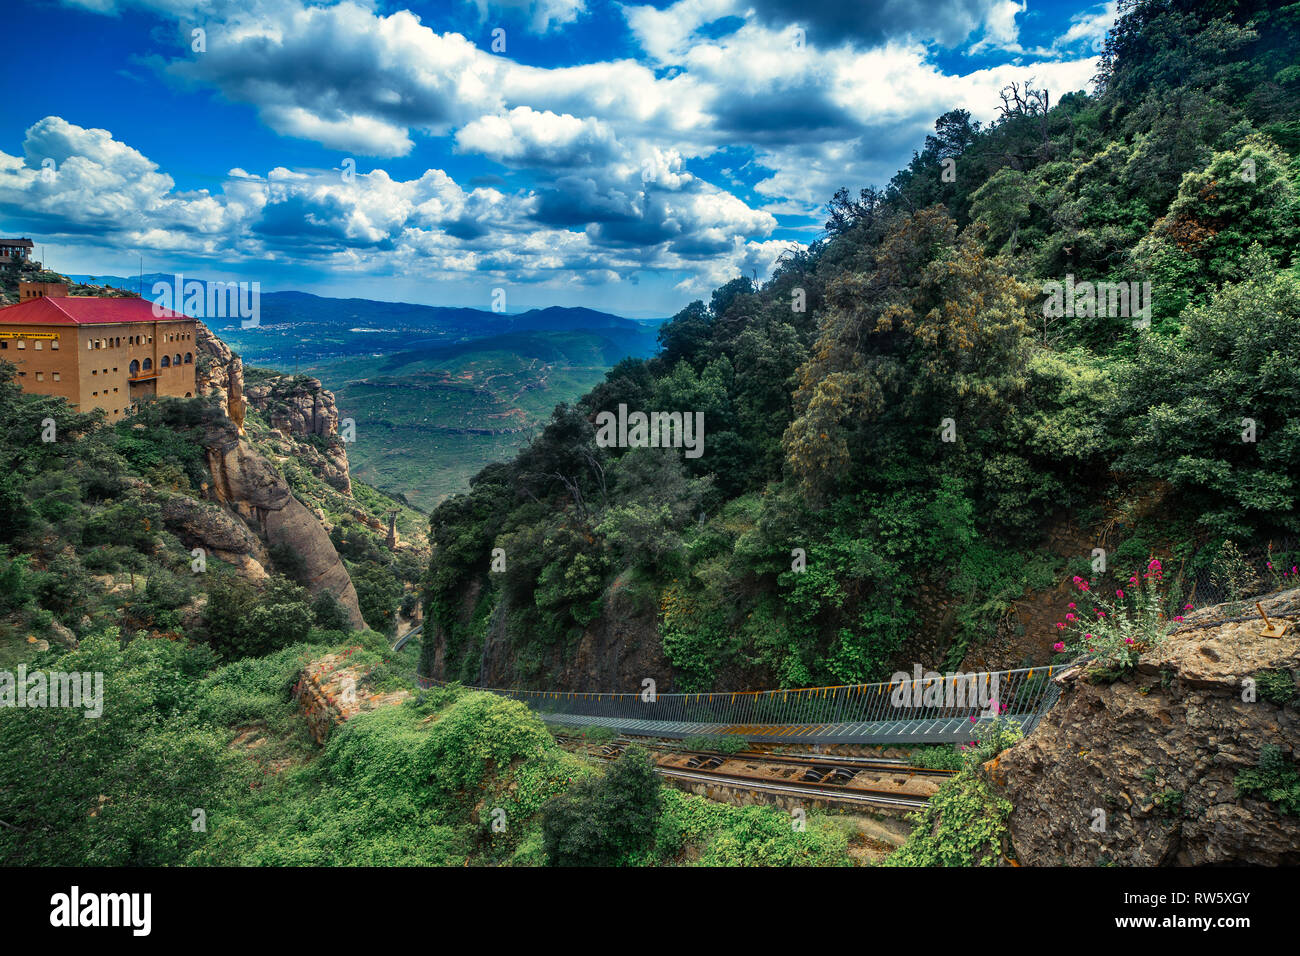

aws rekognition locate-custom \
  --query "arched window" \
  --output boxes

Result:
[184,352,193,364]
[174,353,182,366]
[129,359,140,376]
[142,357,152,371]
[160,355,171,368]
[184,392,192,398]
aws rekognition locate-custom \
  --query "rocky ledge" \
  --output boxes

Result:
[995,588,1300,865]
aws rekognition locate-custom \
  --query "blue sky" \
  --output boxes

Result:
[0,0,1115,317]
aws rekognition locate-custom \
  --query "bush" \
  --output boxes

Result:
[541,747,662,866]
[311,590,352,631]
[200,575,313,660]
[1057,558,1177,681]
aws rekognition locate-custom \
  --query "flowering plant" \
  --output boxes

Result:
[1055,558,1177,681]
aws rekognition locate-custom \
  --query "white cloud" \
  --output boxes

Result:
[455,107,618,167]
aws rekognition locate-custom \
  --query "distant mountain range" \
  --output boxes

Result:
[65,275,665,335]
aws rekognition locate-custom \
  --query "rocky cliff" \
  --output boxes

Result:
[201,415,366,629]
[195,322,353,496]
[195,321,246,432]
[242,375,352,495]
[996,588,1300,865]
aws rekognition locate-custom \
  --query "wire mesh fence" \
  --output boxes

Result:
[416,663,1068,738]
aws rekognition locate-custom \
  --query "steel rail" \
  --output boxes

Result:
[651,766,932,810]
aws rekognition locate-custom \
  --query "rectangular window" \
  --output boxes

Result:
[16,340,24,350]
[52,372,60,382]
[51,339,58,350]
[92,369,97,375]
[35,372,44,382]
[33,341,42,350]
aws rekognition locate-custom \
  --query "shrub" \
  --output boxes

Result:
[1255,670,1299,707]
[541,747,662,866]
[1056,558,1177,681]
[311,590,352,631]
[887,717,1023,866]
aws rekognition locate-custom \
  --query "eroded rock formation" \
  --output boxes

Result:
[203,416,366,629]
[195,320,245,432]
[243,375,352,494]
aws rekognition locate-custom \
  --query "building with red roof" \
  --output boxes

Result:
[0,291,197,418]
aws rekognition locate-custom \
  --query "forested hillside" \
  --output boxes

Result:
[421,0,1300,692]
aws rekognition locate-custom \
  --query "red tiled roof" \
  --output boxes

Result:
[0,296,188,326]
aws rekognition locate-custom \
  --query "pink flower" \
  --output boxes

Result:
[1148,558,1162,571]
[1053,641,1065,652]
[970,715,977,723]
[1124,637,1135,645]
[1084,633,1093,641]
[1116,589,1125,598]
[1068,602,1076,610]
[1055,622,1066,629]
[1183,603,1193,610]
[1173,616,1183,622]
[1066,613,1076,621]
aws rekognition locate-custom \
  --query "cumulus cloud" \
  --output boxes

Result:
[456,107,619,168]
[626,0,1029,56]
[166,2,502,157]
[0,116,774,288]
[37,0,1115,300]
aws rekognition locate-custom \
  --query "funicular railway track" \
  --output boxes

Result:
[555,735,945,810]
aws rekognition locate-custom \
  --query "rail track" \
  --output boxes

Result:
[558,736,944,811]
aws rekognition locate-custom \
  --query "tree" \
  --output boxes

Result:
[541,748,662,866]
[1117,251,1300,536]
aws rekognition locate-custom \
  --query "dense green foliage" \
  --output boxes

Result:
[423,0,1300,692]
[0,630,853,866]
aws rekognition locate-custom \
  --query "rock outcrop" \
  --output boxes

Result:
[203,416,366,629]
[996,588,1300,865]
[243,375,352,495]
[195,320,245,432]
[158,492,270,581]
[293,651,410,743]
